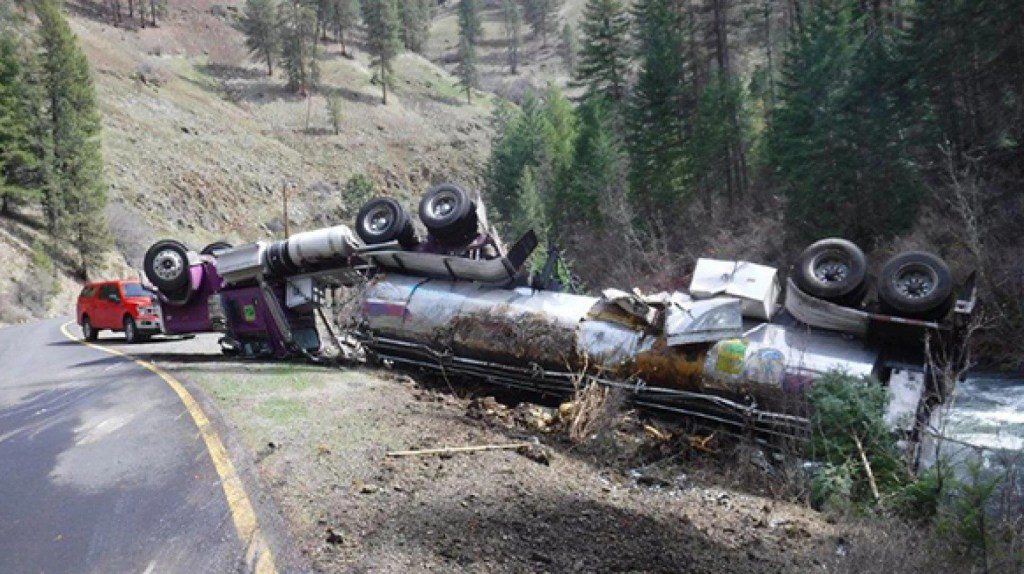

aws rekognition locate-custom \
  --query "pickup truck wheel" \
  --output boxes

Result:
[418,183,478,245]
[878,251,954,320]
[200,241,233,257]
[793,238,868,306]
[355,198,416,249]
[144,239,190,294]
[124,316,139,344]
[82,316,98,341]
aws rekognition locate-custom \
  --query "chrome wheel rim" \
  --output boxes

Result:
[811,251,850,285]
[362,205,394,236]
[125,321,134,340]
[428,191,458,219]
[893,263,937,299]
[153,249,184,281]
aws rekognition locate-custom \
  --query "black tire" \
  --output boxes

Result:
[144,239,190,294]
[124,316,139,344]
[82,316,98,341]
[200,241,233,257]
[792,238,868,305]
[355,197,417,248]
[878,251,954,320]
[418,183,478,245]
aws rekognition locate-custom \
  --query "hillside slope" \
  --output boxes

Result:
[2,0,498,321]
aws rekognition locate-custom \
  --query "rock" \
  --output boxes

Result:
[516,444,551,466]
[325,527,344,545]
[360,484,380,494]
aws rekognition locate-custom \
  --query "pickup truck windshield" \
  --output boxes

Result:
[123,283,152,298]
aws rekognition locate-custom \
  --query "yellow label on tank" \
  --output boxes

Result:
[715,339,747,375]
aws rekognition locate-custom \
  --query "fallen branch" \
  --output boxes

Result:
[852,434,881,502]
[386,442,534,457]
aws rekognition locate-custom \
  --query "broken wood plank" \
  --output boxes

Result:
[386,442,534,457]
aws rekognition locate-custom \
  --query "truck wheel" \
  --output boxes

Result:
[82,316,98,341]
[355,198,416,248]
[418,183,478,245]
[878,251,954,320]
[124,316,139,344]
[792,238,868,305]
[200,241,233,256]
[144,239,190,294]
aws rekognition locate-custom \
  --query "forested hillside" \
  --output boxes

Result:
[1,0,1021,364]
[476,0,1024,365]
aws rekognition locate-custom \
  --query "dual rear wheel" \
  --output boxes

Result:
[793,238,954,320]
[354,183,479,249]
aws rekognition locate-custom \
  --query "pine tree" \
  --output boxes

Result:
[458,0,483,47]
[330,0,359,56]
[401,0,431,54]
[575,0,630,102]
[559,23,577,75]
[455,36,479,104]
[568,95,626,226]
[0,31,41,215]
[241,0,280,76]
[770,3,921,245]
[502,0,522,74]
[627,0,695,212]
[279,0,319,93]
[455,0,481,103]
[689,74,749,205]
[485,95,547,224]
[515,165,547,240]
[524,0,560,47]
[362,0,401,104]
[34,0,110,279]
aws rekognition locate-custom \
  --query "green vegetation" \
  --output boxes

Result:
[34,0,110,279]
[361,0,401,104]
[279,0,320,93]
[241,0,279,76]
[806,371,907,509]
[501,0,522,74]
[524,0,561,47]
[400,0,432,54]
[455,0,481,104]
[575,0,630,102]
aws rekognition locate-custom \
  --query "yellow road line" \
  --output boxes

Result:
[60,321,278,574]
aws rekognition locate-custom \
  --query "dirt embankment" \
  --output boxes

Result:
[123,333,860,573]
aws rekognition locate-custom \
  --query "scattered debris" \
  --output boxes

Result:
[386,442,535,458]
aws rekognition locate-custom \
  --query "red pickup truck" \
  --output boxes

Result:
[76,280,160,343]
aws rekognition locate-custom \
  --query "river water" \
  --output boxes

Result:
[934,374,1024,513]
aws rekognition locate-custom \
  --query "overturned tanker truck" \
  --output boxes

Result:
[140,183,976,454]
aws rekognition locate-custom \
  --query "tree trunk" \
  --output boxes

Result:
[381,67,388,105]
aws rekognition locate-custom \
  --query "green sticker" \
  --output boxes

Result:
[243,304,257,322]
[715,339,747,375]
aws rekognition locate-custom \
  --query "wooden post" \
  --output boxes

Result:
[282,182,290,239]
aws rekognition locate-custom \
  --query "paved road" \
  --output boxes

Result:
[0,318,259,573]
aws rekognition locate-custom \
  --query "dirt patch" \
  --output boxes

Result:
[152,347,846,573]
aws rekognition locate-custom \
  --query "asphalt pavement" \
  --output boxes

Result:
[0,318,268,573]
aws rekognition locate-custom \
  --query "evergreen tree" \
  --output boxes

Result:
[455,0,482,103]
[34,0,110,278]
[502,0,522,74]
[362,0,401,104]
[559,23,577,75]
[0,31,41,214]
[458,0,483,47]
[524,0,560,47]
[770,3,921,245]
[401,0,431,54]
[485,94,548,224]
[537,83,576,223]
[241,0,280,76]
[454,35,478,103]
[279,0,319,93]
[567,95,626,225]
[575,0,630,102]
[627,0,695,212]
[330,0,359,56]
[689,74,749,204]
[515,165,547,239]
